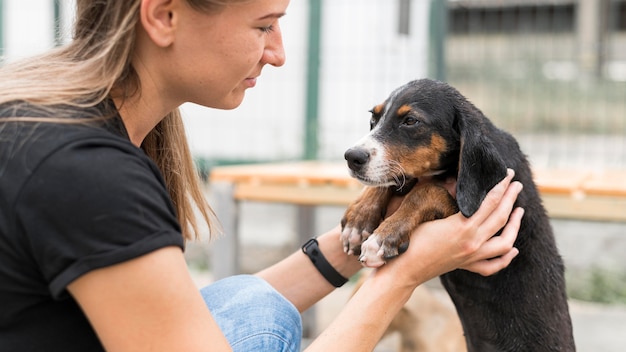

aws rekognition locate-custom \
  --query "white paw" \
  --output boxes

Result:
[359,234,386,268]
[340,226,370,255]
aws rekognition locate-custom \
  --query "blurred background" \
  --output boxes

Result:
[2,1,625,350]
[3,0,622,168]
[184,0,626,169]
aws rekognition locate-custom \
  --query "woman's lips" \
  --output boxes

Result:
[244,77,257,88]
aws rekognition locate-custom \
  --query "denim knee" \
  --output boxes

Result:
[200,275,302,352]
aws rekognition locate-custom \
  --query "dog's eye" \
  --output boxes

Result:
[369,116,379,129]
[402,116,419,126]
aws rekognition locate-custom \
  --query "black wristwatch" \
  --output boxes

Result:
[301,238,349,288]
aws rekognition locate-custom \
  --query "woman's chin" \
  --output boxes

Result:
[203,92,246,110]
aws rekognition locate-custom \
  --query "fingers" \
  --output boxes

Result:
[376,169,524,282]
[465,170,522,247]
[463,247,520,276]
[468,169,515,225]
[462,206,524,275]
[474,206,523,259]
[477,180,523,239]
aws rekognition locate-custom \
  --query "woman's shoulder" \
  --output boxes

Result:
[0,101,159,207]
[1,99,138,168]
[0,98,129,137]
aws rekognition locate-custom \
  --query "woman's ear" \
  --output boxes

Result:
[139,0,177,47]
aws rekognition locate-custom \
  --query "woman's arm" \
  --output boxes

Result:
[68,246,232,352]
[256,225,362,312]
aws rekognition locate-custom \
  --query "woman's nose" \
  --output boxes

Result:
[263,24,286,67]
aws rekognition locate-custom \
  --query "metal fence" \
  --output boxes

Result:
[194,0,626,172]
[1,0,623,170]
[445,0,626,169]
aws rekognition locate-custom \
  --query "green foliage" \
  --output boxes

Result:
[567,267,626,305]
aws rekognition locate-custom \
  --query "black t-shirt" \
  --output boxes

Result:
[0,100,185,351]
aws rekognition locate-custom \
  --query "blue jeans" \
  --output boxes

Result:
[200,275,302,352]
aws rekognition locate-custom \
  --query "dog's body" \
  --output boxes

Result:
[341,79,575,351]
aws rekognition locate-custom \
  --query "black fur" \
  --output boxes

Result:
[423,79,577,351]
[355,79,576,351]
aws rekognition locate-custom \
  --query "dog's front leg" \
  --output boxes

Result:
[359,183,458,267]
[341,186,393,255]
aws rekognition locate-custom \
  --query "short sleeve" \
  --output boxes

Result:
[15,137,184,298]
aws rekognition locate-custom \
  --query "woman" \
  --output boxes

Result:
[0,0,523,351]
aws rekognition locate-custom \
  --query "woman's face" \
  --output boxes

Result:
[165,0,289,109]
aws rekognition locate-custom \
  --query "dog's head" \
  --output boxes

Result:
[345,79,507,217]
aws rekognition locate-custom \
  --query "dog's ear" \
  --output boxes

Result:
[454,103,508,217]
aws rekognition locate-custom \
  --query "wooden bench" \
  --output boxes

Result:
[533,169,626,222]
[208,161,626,280]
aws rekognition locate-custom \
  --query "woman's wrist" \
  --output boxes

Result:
[301,238,349,287]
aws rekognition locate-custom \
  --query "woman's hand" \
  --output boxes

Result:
[377,169,523,286]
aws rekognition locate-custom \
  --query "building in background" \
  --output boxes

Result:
[445,0,626,169]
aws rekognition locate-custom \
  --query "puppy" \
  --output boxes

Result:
[341,79,575,351]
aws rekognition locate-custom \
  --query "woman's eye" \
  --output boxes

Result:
[259,25,275,34]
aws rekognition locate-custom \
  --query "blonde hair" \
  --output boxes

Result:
[0,0,251,240]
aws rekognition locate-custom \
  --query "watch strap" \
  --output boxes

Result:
[301,238,349,288]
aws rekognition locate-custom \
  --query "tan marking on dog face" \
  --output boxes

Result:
[387,134,448,177]
[396,104,412,117]
[372,104,385,115]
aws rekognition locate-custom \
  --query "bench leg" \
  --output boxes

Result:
[210,182,240,280]
[297,205,317,338]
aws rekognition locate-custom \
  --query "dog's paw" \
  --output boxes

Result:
[340,225,371,256]
[340,207,383,255]
[358,234,386,267]
[340,187,390,255]
[358,232,410,268]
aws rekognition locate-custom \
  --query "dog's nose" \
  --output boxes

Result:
[344,148,370,172]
